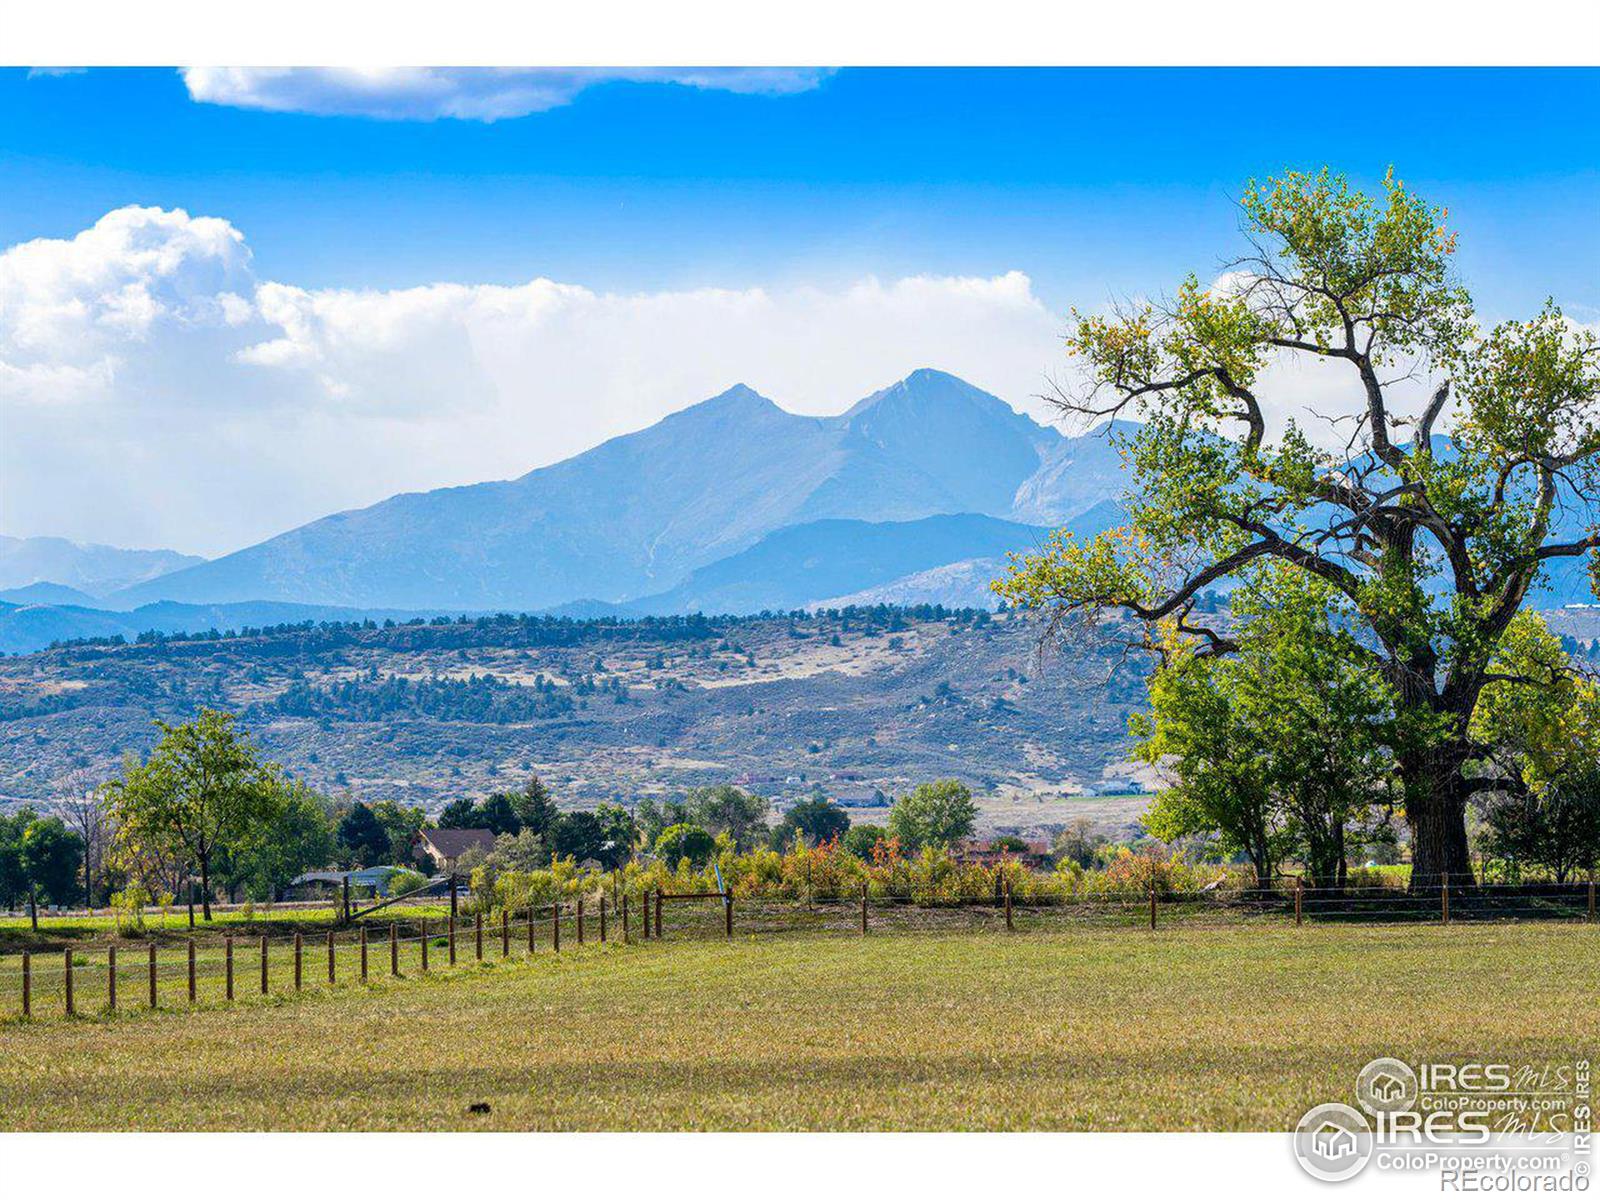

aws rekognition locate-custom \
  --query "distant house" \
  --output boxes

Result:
[414,828,496,872]
[832,790,888,808]
[1090,779,1145,796]
[287,866,410,899]
[954,838,1053,869]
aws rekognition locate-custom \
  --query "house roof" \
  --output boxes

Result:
[418,828,496,858]
[290,866,408,886]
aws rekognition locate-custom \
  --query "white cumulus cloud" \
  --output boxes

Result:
[0,205,253,402]
[180,67,832,121]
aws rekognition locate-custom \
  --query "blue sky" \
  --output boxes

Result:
[1,67,1596,554]
[5,68,1595,311]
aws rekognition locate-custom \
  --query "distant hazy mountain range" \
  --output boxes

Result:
[0,536,202,598]
[636,512,1054,616]
[108,369,1121,613]
[3,369,1137,652]
[4,366,1589,656]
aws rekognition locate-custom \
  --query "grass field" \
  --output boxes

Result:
[1,922,1593,1131]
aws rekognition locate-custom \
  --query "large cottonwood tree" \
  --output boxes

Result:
[996,168,1600,885]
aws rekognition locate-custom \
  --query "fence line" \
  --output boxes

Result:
[4,880,1595,1023]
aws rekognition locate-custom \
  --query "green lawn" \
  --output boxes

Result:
[1,922,1593,1131]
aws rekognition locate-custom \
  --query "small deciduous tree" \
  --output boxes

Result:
[635,797,687,849]
[49,768,110,907]
[1051,818,1105,869]
[684,785,770,851]
[106,709,280,920]
[842,824,890,860]
[20,816,84,906]
[1135,637,1287,888]
[887,780,977,853]
[226,780,338,900]
[369,799,425,865]
[654,823,715,868]
[0,809,29,908]
[1480,773,1600,884]
[1473,612,1600,882]
[772,798,851,848]
[1140,567,1396,888]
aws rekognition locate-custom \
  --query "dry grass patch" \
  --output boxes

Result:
[0,923,1592,1131]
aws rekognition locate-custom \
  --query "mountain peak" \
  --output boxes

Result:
[838,368,1059,450]
[843,367,997,419]
[691,383,780,413]
[904,366,965,387]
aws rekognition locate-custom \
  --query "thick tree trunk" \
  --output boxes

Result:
[1402,745,1476,889]
[1251,858,1272,892]
[199,854,213,921]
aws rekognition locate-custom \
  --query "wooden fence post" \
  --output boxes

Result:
[599,896,607,943]
[20,950,29,1018]
[1004,880,1014,932]
[64,946,74,1016]
[622,894,630,944]
[449,874,458,920]
[294,932,303,991]
[474,912,483,962]
[420,919,429,972]
[1295,876,1304,926]
[360,926,369,981]
[149,942,157,1008]
[448,914,457,966]
[224,938,233,1002]
[552,901,561,952]
[725,891,733,939]
[391,923,399,976]
[327,930,336,984]
[108,945,118,1011]
[1149,882,1157,931]
[861,881,869,935]
[259,935,268,994]
[577,897,585,945]
[1442,872,1450,925]
[188,939,197,1004]
[501,908,510,957]
[527,906,536,954]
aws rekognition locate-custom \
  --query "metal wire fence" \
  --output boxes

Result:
[2,879,1594,1022]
